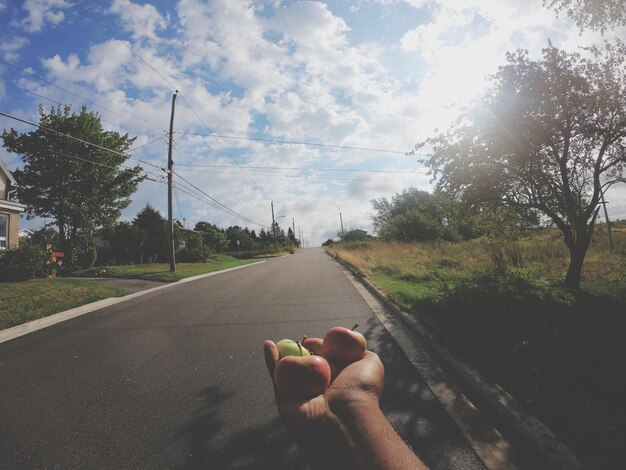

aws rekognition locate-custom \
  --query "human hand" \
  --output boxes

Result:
[263,334,384,445]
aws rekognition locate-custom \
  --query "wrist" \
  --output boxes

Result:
[328,391,381,425]
[297,416,358,469]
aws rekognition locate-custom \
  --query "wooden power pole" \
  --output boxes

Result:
[168,91,178,272]
[271,201,278,253]
[340,212,345,240]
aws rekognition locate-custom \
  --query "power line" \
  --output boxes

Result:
[77,1,179,93]
[75,1,266,194]
[176,93,266,193]
[172,170,267,228]
[175,163,427,175]
[0,110,163,170]
[174,167,420,184]
[172,183,268,228]
[173,185,184,223]
[0,57,162,132]
[15,142,163,183]
[129,136,166,152]
[177,131,412,155]
[0,77,152,133]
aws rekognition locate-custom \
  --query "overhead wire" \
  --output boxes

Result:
[173,167,421,184]
[0,110,164,170]
[0,77,151,133]
[0,57,163,133]
[175,163,427,175]
[76,1,268,193]
[177,131,412,155]
[175,94,265,192]
[172,170,267,228]
[76,1,179,92]
[12,142,164,183]
[172,182,268,228]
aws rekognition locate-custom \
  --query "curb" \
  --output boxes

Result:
[328,253,583,470]
[0,260,265,345]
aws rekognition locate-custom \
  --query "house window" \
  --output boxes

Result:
[0,214,7,249]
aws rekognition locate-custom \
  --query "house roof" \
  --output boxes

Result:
[0,158,18,187]
[0,199,26,212]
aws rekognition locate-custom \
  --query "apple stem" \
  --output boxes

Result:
[351,323,359,331]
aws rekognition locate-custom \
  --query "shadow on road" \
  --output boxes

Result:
[363,318,489,470]
[176,385,307,470]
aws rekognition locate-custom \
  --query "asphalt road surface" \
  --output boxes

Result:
[0,248,486,469]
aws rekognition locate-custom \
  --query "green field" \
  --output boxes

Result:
[0,278,126,330]
[70,255,260,282]
[326,224,626,469]
[1,255,261,331]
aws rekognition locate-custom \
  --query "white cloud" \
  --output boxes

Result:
[6,0,624,244]
[109,0,167,41]
[42,41,133,93]
[18,0,70,32]
[0,37,29,61]
[177,0,292,109]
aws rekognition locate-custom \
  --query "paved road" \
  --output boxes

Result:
[0,248,485,469]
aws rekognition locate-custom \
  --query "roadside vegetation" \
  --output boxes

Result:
[0,278,125,330]
[326,222,625,468]
[70,254,260,282]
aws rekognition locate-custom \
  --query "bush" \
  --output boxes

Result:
[177,247,211,263]
[0,245,49,281]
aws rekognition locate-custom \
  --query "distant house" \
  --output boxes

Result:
[19,229,34,239]
[0,159,26,250]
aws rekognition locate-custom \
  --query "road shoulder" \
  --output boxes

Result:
[329,252,582,470]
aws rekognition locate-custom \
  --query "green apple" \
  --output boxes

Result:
[276,339,310,358]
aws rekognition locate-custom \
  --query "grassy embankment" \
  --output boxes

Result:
[1,255,260,330]
[0,278,126,330]
[326,223,625,469]
[71,254,260,282]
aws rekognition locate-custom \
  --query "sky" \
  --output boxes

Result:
[1,0,625,246]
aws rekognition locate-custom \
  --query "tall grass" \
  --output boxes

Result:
[326,225,626,468]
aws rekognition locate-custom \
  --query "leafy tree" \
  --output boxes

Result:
[545,0,626,32]
[342,229,369,242]
[194,221,229,252]
[417,43,626,289]
[371,188,457,242]
[2,105,143,268]
[225,225,256,251]
[107,222,147,264]
[133,204,168,263]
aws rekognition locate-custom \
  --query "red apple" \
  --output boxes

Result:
[274,355,331,399]
[322,325,367,366]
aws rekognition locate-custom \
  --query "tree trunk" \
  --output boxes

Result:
[563,230,592,290]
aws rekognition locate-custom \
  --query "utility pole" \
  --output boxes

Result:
[271,201,278,253]
[292,218,295,244]
[168,91,178,272]
[298,225,302,248]
[600,188,614,253]
[339,212,345,240]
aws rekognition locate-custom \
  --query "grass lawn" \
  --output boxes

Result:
[70,255,260,282]
[0,278,126,330]
[326,226,626,469]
